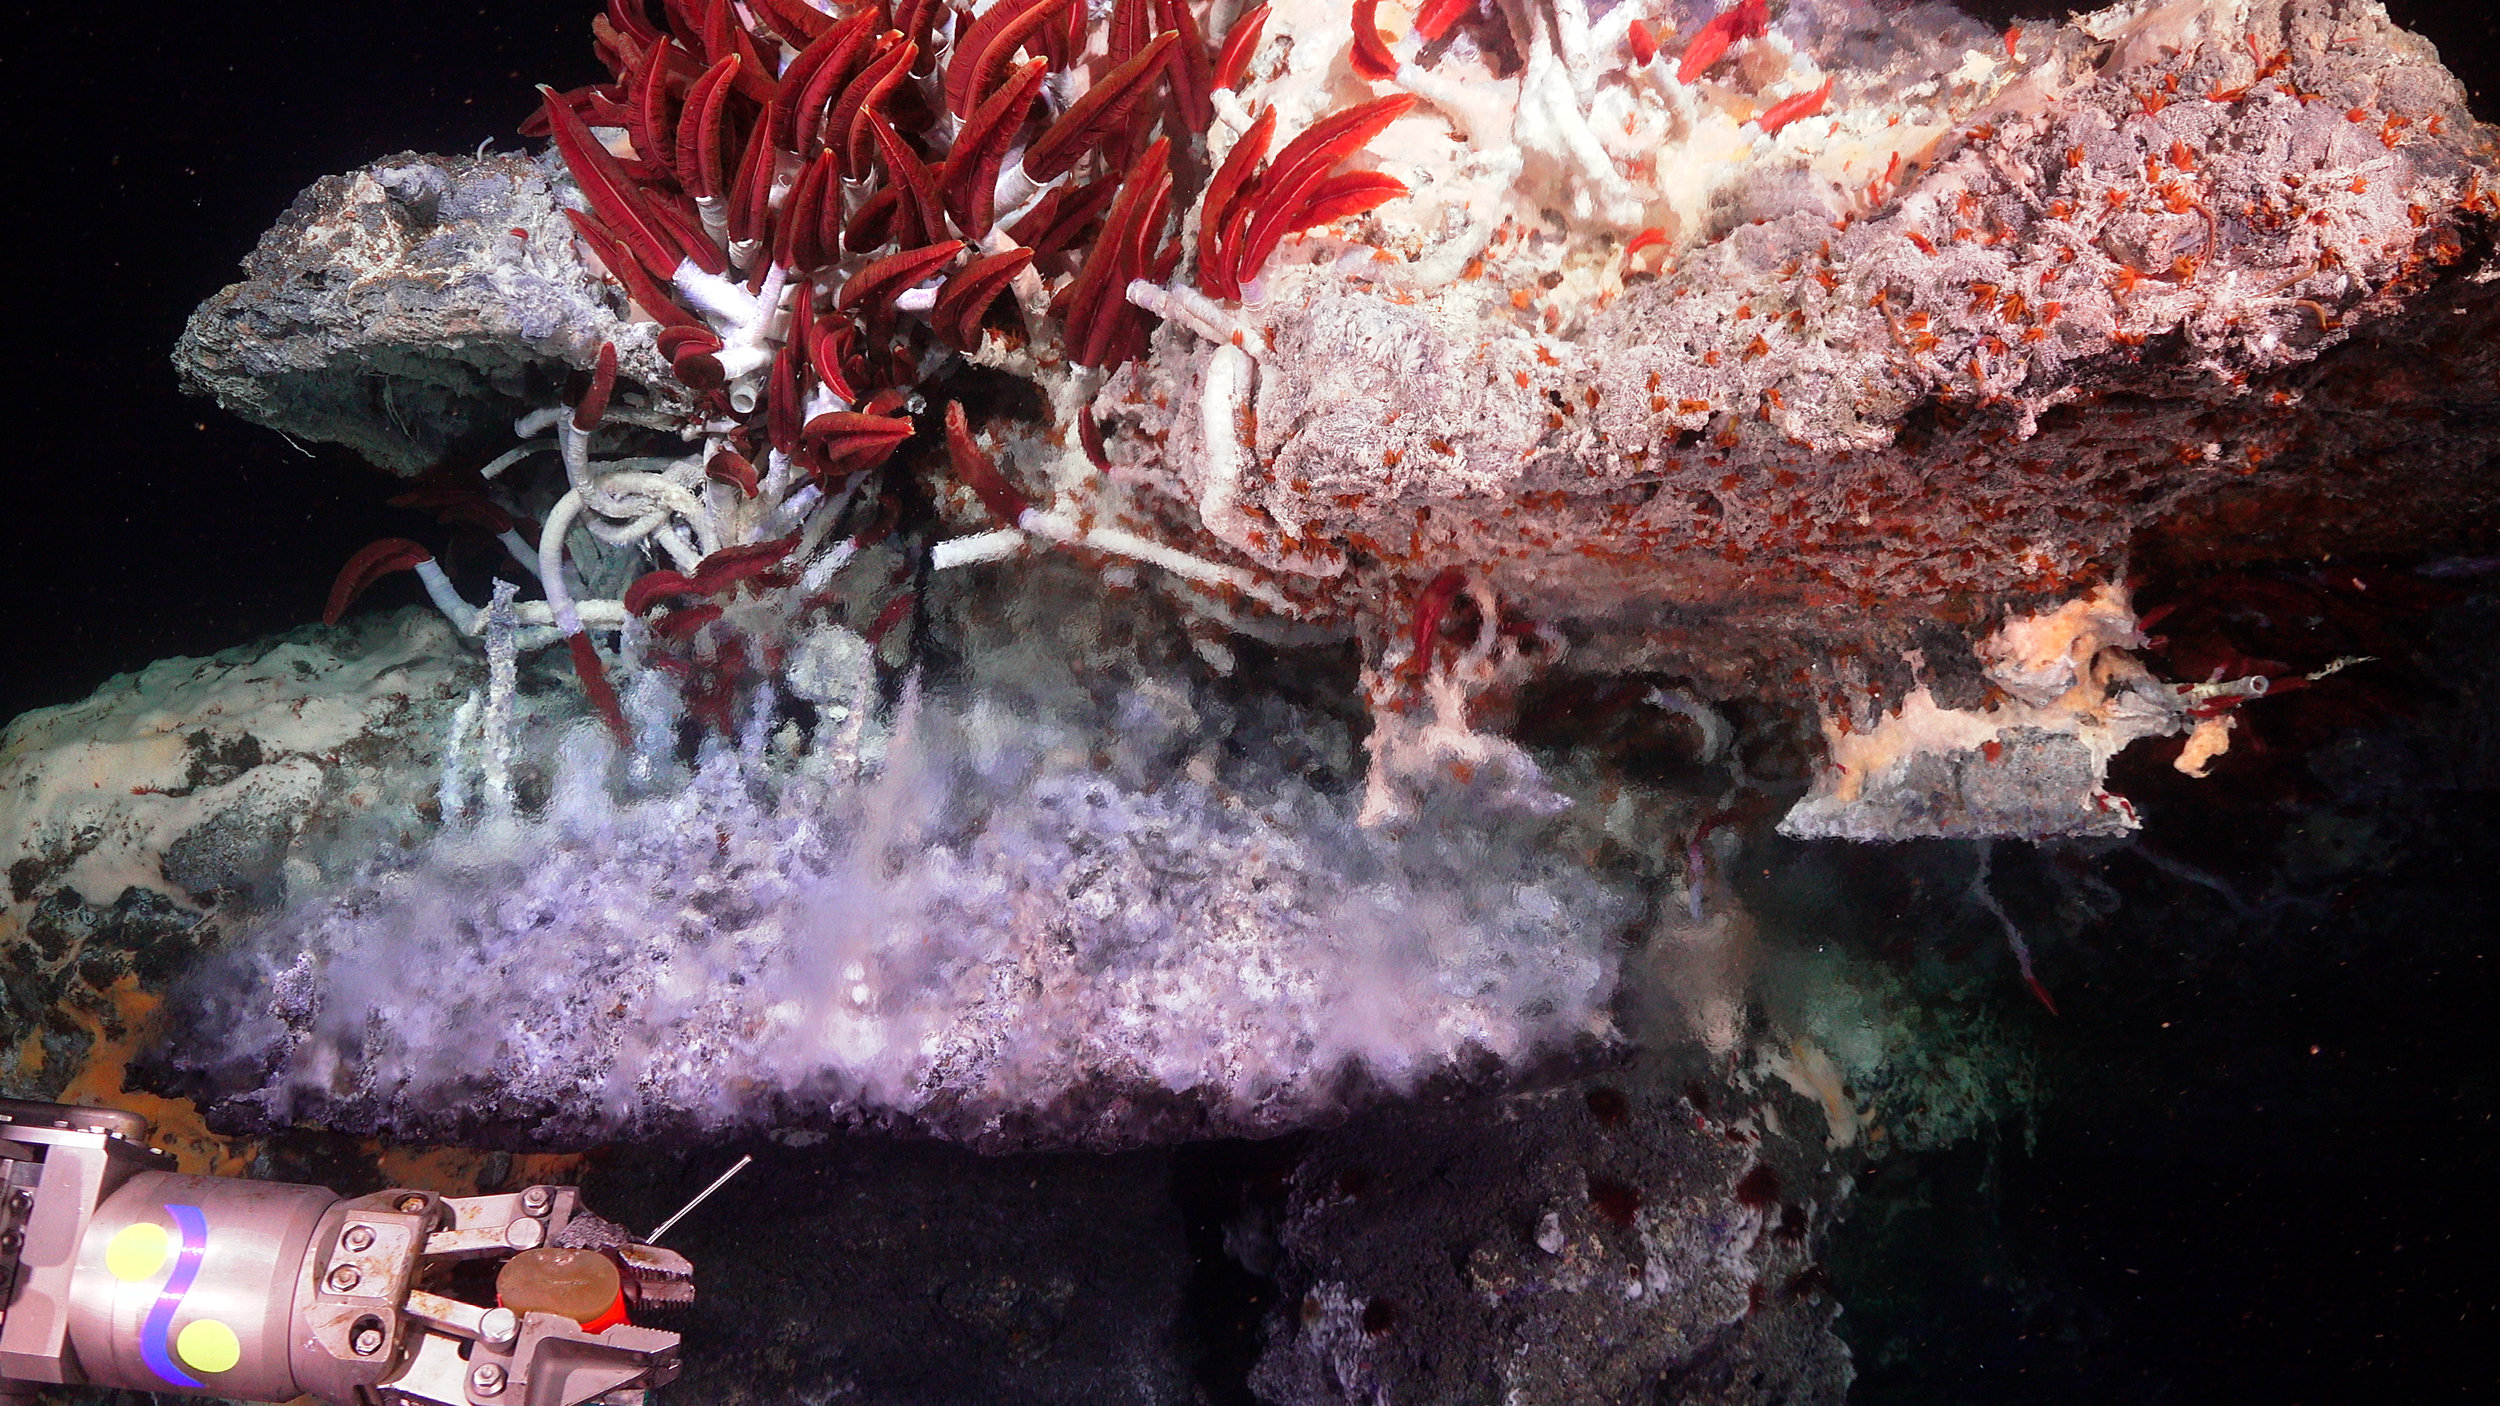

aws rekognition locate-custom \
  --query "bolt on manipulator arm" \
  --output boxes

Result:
[0,1099,689,1405]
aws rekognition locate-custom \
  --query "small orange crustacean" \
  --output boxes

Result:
[1677,0,1768,85]
[1754,77,1834,135]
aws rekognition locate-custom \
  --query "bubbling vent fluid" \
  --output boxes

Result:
[164,574,1636,1149]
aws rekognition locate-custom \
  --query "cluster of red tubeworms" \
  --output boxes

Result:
[325,0,1429,739]
[534,0,1413,454]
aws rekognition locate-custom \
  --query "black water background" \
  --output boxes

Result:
[4,0,602,727]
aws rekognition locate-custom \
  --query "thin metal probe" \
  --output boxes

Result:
[647,1154,753,1244]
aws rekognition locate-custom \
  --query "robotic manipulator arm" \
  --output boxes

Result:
[0,1099,688,1406]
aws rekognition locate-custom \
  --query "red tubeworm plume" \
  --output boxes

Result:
[624,536,803,614]
[538,82,710,278]
[574,341,619,431]
[567,633,633,741]
[708,446,761,496]
[1213,3,1268,91]
[940,57,1048,235]
[1197,106,1275,301]
[673,53,744,199]
[945,0,1077,117]
[834,240,965,314]
[1350,0,1400,82]
[752,0,829,45]
[562,210,703,326]
[834,37,919,179]
[1012,173,1120,265]
[869,113,947,247]
[1022,32,1180,184]
[801,411,915,482]
[945,401,1034,525]
[1414,0,1474,44]
[388,465,523,538]
[1197,95,1415,299]
[933,247,1035,351]
[1157,0,1214,129]
[324,539,436,626]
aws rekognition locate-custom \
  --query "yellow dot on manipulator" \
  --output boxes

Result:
[177,1318,242,1374]
[105,1223,169,1282]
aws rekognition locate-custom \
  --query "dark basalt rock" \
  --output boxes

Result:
[1248,1052,1855,1406]
[172,150,683,476]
